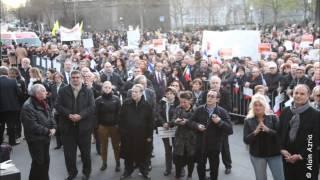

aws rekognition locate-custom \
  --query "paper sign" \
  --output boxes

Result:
[157,127,176,138]
[127,29,140,49]
[82,38,94,50]
[152,39,166,53]
[169,44,180,53]
[258,43,271,53]
[243,87,253,97]
[308,49,320,61]
[284,41,293,51]
[53,60,61,72]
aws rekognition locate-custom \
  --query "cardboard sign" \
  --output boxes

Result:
[300,34,314,48]
[127,29,140,49]
[157,127,176,138]
[82,38,94,50]
[258,43,271,53]
[152,39,166,53]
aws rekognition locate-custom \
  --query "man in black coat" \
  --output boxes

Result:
[200,76,233,174]
[119,84,154,180]
[189,89,233,180]
[279,84,320,180]
[55,70,95,180]
[21,84,56,180]
[0,66,22,145]
[100,62,124,91]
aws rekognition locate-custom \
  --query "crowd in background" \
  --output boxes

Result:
[0,23,320,180]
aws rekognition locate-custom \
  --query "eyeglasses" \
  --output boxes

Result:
[71,76,81,79]
[207,95,218,98]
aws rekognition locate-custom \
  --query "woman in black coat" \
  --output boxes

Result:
[171,91,196,180]
[243,94,284,180]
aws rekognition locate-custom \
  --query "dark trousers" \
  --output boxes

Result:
[62,127,92,177]
[124,158,149,175]
[221,136,232,169]
[174,149,195,178]
[27,140,50,180]
[0,111,19,145]
[162,138,174,173]
[54,114,62,147]
[197,151,220,180]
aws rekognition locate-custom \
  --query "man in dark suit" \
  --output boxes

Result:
[55,70,95,180]
[190,89,233,180]
[0,66,22,145]
[201,76,233,174]
[61,60,73,84]
[100,62,124,91]
[151,62,167,102]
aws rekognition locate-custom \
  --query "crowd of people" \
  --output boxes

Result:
[0,23,320,180]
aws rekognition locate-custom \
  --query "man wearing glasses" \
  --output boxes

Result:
[189,90,233,180]
[56,70,95,180]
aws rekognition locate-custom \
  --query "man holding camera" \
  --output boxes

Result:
[188,89,233,180]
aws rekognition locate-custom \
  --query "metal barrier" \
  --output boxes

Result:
[229,85,285,118]
[31,55,62,72]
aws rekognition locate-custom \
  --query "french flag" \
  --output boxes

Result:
[183,65,192,82]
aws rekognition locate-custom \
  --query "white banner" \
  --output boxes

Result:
[60,24,81,42]
[201,30,261,61]
[127,29,140,49]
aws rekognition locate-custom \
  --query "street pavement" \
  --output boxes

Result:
[10,125,272,180]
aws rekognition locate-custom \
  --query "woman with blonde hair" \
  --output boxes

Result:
[28,67,44,94]
[243,94,284,180]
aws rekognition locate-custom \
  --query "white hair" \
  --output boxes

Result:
[29,84,46,96]
[246,94,273,119]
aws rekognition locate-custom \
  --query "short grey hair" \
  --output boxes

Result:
[132,84,144,93]
[29,84,46,96]
[134,75,147,84]
[0,66,9,75]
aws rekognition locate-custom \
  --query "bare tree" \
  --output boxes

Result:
[170,0,188,29]
[316,0,320,26]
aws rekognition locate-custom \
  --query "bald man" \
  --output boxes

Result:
[279,84,320,180]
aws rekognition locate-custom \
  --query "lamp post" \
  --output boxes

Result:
[249,5,254,24]
[73,0,77,26]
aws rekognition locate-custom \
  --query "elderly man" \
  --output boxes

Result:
[119,84,154,180]
[19,57,31,85]
[279,84,320,180]
[21,84,56,180]
[56,70,95,180]
[100,62,123,90]
[289,65,315,90]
